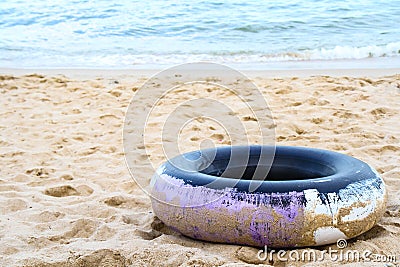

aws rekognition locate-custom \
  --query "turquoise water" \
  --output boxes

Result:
[1,0,399,68]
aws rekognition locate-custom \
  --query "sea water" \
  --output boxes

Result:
[0,0,399,69]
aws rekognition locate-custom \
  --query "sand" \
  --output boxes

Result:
[0,68,399,266]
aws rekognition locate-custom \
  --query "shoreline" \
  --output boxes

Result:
[1,67,399,80]
[1,56,400,79]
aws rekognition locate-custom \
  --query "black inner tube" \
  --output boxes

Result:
[200,156,336,181]
[163,146,375,193]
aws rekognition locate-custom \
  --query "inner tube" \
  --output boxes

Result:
[151,145,386,248]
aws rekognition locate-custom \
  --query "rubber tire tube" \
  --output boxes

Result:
[150,145,387,248]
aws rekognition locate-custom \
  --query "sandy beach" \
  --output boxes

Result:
[0,68,399,266]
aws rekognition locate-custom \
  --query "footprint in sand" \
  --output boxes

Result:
[104,195,150,209]
[36,210,65,222]
[190,136,200,141]
[1,198,28,214]
[73,249,127,267]
[386,205,400,217]
[274,86,292,95]
[44,185,78,197]
[104,195,125,207]
[311,117,324,124]
[370,107,388,120]
[44,185,93,197]
[25,167,55,178]
[60,174,73,180]
[134,228,162,240]
[211,133,224,141]
[372,145,399,155]
[133,216,165,240]
[108,89,122,97]
[242,116,258,121]
[332,110,360,119]
[49,219,98,242]
[236,246,268,265]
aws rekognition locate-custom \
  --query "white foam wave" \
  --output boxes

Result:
[307,42,400,60]
[5,42,400,68]
[123,42,400,65]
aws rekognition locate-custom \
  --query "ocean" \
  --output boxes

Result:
[1,0,399,69]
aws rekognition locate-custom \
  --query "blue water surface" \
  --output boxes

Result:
[0,0,399,68]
